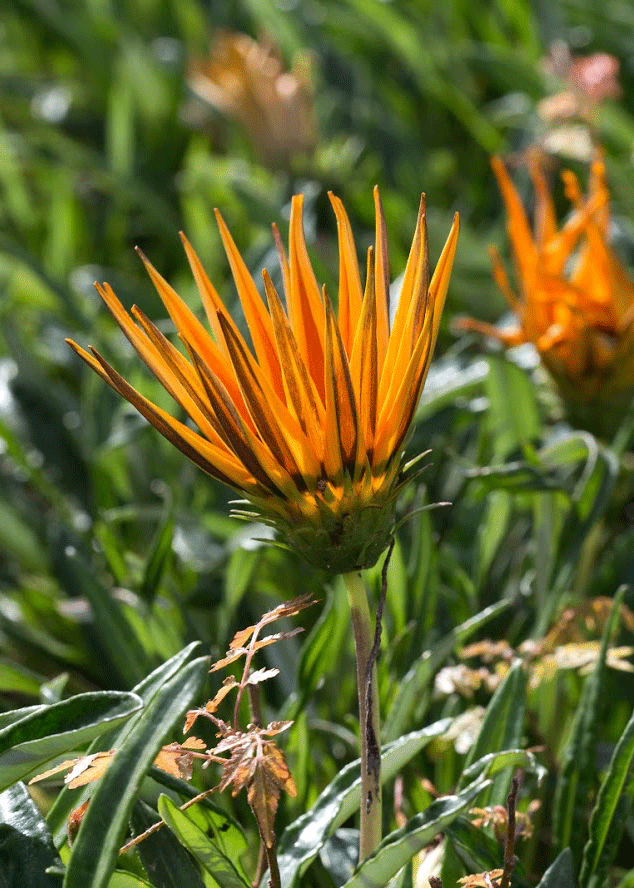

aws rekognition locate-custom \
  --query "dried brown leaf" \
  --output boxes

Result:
[458,870,503,887]
[252,627,304,649]
[207,676,240,712]
[209,647,249,672]
[247,667,279,685]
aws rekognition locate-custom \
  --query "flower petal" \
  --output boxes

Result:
[329,191,363,355]
[373,186,391,374]
[214,209,285,400]
[322,290,360,478]
[68,341,256,492]
[288,194,325,399]
[349,247,378,457]
[263,269,325,454]
[218,313,321,489]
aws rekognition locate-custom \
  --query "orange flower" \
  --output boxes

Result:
[459,154,634,403]
[188,32,316,169]
[68,191,458,572]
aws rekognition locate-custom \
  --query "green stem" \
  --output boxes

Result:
[343,570,382,861]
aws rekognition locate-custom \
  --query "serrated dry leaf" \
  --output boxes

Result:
[458,870,503,887]
[154,738,207,780]
[230,626,257,650]
[207,676,240,712]
[209,647,249,672]
[247,667,279,685]
[29,750,117,789]
[29,738,206,789]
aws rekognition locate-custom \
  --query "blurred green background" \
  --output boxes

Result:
[2,1,634,885]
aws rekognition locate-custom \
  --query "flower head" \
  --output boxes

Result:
[459,153,634,403]
[188,32,316,169]
[68,190,458,572]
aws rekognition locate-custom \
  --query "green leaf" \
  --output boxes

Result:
[535,849,576,888]
[485,355,541,460]
[157,795,250,888]
[130,800,205,888]
[552,587,625,865]
[417,354,489,420]
[0,691,141,792]
[0,782,63,887]
[107,874,153,888]
[47,642,202,845]
[384,599,512,742]
[49,526,154,687]
[295,587,349,714]
[579,707,634,888]
[275,719,451,888]
[63,654,209,888]
[139,511,174,602]
[446,816,530,888]
[459,661,527,806]
[342,778,489,887]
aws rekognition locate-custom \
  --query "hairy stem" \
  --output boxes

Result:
[343,570,382,861]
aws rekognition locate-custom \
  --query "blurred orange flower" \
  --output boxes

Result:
[68,191,458,572]
[188,32,316,169]
[459,153,634,404]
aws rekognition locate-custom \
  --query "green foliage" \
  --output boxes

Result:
[2,0,634,885]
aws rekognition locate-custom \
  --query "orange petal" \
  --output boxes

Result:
[426,212,460,360]
[374,310,435,467]
[529,155,558,245]
[491,156,537,285]
[186,345,296,495]
[378,196,426,405]
[349,247,378,457]
[218,313,321,489]
[272,222,291,306]
[179,232,231,355]
[136,248,251,427]
[322,291,360,479]
[263,269,325,455]
[288,194,325,400]
[488,246,522,314]
[68,341,255,492]
[214,209,285,401]
[373,186,391,375]
[329,191,363,356]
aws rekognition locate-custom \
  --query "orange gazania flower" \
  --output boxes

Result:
[188,32,316,169]
[68,190,458,572]
[459,154,634,403]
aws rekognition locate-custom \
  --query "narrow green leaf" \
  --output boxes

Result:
[342,778,489,887]
[417,354,489,419]
[47,642,202,844]
[107,874,153,888]
[459,661,527,806]
[446,816,531,887]
[63,654,209,888]
[553,587,625,864]
[384,599,512,742]
[295,587,348,713]
[139,511,174,602]
[158,795,250,888]
[535,848,576,887]
[485,355,540,460]
[0,782,63,887]
[0,691,141,792]
[579,707,634,888]
[130,800,205,888]
[275,719,451,888]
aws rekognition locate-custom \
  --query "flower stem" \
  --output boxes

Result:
[343,570,382,860]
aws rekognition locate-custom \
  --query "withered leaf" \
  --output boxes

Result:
[207,676,240,712]
[247,667,279,685]
[458,870,503,888]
